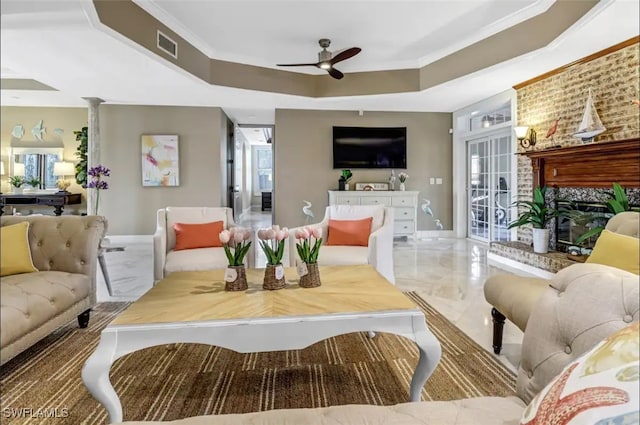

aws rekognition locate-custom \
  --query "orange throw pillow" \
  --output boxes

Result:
[326,217,373,246]
[173,221,224,250]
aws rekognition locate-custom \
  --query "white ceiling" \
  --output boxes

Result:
[1,0,639,125]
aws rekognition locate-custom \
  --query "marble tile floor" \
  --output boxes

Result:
[96,210,527,372]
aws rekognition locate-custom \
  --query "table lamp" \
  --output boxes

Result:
[14,163,25,177]
[53,161,75,192]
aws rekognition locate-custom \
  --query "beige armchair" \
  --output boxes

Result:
[153,207,242,282]
[485,211,639,354]
[289,205,395,284]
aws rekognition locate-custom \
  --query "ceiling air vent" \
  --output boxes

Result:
[157,30,178,59]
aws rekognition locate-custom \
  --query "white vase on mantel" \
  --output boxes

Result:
[12,187,23,195]
[532,228,550,254]
[399,182,406,191]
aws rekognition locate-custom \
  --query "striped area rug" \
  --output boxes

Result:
[0,292,516,424]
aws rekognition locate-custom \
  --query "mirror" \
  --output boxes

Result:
[10,147,65,191]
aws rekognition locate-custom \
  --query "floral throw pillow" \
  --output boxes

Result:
[520,321,639,425]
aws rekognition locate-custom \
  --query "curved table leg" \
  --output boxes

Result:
[82,333,122,424]
[408,315,442,401]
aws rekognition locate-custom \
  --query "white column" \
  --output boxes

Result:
[83,97,104,215]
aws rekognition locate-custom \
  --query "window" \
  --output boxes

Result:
[22,154,59,189]
[252,146,272,196]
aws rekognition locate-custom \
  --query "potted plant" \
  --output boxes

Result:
[25,176,41,191]
[398,172,409,191]
[339,169,353,191]
[9,176,25,194]
[294,226,323,288]
[257,225,289,290]
[219,227,252,291]
[574,182,631,245]
[74,126,88,187]
[508,186,558,254]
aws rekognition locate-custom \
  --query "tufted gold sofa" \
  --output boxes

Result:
[484,211,640,354]
[0,215,107,365]
[117,262,638,425]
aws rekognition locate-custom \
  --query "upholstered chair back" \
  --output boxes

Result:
[159,207,234,252]
[605,211,639,237]
[517,262,639,404]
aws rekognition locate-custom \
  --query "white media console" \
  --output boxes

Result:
[328,190,419,239]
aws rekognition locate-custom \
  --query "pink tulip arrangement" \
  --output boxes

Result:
[219,227,252,266]
[295,226,323,264]
[257,225,289,266]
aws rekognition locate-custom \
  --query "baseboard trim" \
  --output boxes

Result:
[105,235,153,244]
[417,230,456,239]
[487,252,555,279]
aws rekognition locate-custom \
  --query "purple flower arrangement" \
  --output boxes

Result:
[87,164,110,215]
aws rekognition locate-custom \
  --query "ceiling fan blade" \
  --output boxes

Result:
[330,47,361,65]
[327,67,344,80]
[276,63,319,67]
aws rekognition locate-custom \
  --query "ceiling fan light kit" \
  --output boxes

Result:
[276,38,361,80]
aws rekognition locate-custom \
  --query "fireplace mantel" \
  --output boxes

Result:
[521,138,640,188]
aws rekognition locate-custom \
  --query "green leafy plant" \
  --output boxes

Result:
[74,126,88,187]
[508,186,558,229]
[294,227,323,264]
[219,228,252,266]
[25,176,41,188]
[8,176,25,188]
[340,169,353,183]
[574,182,631,245]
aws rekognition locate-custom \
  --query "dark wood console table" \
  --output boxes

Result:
[0,192,82,216]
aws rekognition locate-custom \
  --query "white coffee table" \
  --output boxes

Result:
[82,265,442,423]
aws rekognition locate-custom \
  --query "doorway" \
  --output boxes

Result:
[236,124,274,231]
[467,130,513,242]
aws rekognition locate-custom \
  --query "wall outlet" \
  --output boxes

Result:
[436,178,443,185]
[429,177,435,184]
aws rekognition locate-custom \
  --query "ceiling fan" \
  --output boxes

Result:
[276,39,361,80]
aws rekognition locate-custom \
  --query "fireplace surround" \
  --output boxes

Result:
[489,138,640,273]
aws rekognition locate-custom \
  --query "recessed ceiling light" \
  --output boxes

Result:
[254,129,260,132]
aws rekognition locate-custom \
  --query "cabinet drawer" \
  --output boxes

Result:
[394,207,414,220]
[360,196,391,206]
[392,196,416,207]
[394,220,415,235]
[335,195,360,206]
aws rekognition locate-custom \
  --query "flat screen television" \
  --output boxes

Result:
[332,126,407,169]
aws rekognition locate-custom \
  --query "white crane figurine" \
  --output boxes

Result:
[421,199,433,216]
[302,200,314,224]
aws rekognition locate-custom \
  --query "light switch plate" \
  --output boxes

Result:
[429,177,435,184]
[436,178,443,184]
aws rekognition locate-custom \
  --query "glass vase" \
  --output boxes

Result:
[263,263,286,290]
[224,265,248,291]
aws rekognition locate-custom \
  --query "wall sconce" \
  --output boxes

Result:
[515,126,537,148]
[54,161,75,192]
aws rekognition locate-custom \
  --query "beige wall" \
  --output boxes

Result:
[100,105,227,235]
[274,109,453,230]
[1,106,88,212]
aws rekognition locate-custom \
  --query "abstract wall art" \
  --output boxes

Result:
[141,134,180,187]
